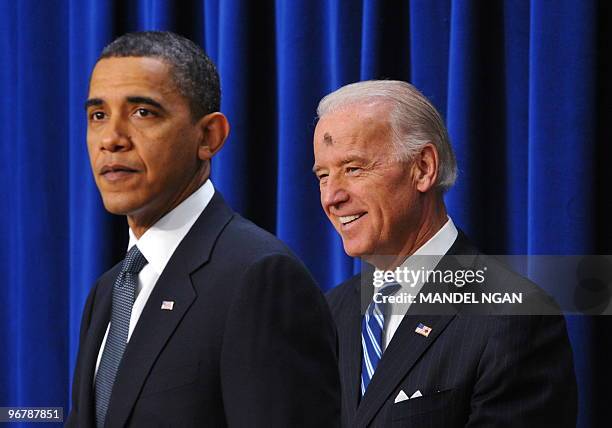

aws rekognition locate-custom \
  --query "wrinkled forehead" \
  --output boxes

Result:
[312,106,398,172]
[314,101,394,147]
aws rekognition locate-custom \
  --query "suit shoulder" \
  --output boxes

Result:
[326,274,359,309]
[454,235,544,299]
[474,254,563,314]
[214,214,303,266]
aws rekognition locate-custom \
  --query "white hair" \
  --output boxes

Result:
[316,80,457,192]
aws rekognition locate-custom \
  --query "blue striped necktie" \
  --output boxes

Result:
[361,281,401,396]
[95,245,148,427]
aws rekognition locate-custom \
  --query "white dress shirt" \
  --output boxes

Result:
[381,217,458,350]
[95,179,215,376]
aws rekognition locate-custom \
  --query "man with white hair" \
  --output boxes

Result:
[313,80,577,427]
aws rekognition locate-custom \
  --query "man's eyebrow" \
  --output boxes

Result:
[83,96,166,111]
[84,98,103,110]
[312,156,369,174]
[126,96,165,111]
[340,155,368,165]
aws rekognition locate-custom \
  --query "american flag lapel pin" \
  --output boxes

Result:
[415,322,432,337]
[161,300,175,311]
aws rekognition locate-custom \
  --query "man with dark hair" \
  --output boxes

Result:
[67,31,340,427]
[99,31,220,119]
[313,80,577,427]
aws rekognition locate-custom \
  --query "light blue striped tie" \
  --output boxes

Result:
[361,281,401,396]
[95,245,147,428]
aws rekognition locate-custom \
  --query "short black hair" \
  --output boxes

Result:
[99,31,220,119]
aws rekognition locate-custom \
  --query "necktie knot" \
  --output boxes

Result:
[122,245,148,274]
[375,281,401,299]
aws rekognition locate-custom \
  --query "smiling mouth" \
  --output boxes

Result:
[339,213,366,225]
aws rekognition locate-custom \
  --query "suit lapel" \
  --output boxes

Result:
[104,192,234,427]
[355,313,455,427]
[355,231,479,427]
[76,266,117,427]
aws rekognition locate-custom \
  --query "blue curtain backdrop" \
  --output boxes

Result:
[0,0,610,426]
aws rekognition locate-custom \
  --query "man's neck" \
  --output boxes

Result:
[128,169,209,238]
[368,197,448,270]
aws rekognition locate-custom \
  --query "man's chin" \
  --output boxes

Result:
[100,196,139,216]
[342,242,370,259]
[102,206,131,216]
[341,244,386,266]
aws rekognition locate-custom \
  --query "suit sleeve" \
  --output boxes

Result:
[65,283,98,428]
[220,253,341,427]
[466,314,577,427]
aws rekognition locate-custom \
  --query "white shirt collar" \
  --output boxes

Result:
[394,216,458,280]
[127,179,215,275]
[380,218,458,350]
[412,216,458,257]
[373,217,458,282]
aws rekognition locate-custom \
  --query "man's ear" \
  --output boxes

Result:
[412,143,439,193]
[197,112,230,161]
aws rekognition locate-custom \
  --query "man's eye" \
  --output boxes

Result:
[89,111,106,121]
[317,173,329,182]
[346,167,361,174]
[134,108,154,118]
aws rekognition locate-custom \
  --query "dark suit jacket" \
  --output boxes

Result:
[67,192,341,427]
[326,232,577,428]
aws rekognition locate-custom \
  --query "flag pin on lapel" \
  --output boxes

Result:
[161,300,175,311]
[415,322,432,337]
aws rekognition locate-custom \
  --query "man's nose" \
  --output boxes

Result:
[322,176,350,208]
[100,117,131,152]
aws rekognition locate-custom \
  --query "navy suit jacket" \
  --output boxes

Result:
[67,192,341,427]
[326,232,577,427]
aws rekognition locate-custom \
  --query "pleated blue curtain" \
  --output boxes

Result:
[0,1,609,427]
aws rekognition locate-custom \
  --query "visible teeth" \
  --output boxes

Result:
[339,214,361,225]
